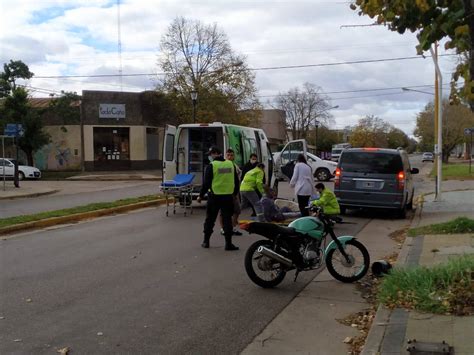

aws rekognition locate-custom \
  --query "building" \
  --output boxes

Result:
[256,109,287,151]
[33,90,167,171]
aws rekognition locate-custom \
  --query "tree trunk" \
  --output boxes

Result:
[25,150,34,167]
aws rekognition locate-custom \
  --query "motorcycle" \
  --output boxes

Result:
[240,206,370,288]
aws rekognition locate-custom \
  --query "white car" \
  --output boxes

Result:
[0,158,41,180]
[273,151,337,181]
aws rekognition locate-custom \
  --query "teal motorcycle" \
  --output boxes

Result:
[241,206,370,288]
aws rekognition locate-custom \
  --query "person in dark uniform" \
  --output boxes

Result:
[197,146,240,251]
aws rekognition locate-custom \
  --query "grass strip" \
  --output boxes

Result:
[408,217,474,237]
[0,195,162,228]
[377,255,474,315]
[431,163,474,180]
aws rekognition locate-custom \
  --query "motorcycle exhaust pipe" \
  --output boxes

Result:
[257,246,293,267]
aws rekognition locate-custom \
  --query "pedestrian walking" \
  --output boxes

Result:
[197,146,240,251]
[220,149,242,236]
[240,163,265,222]
[290,154,314,216]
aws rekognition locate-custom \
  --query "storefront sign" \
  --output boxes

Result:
[99,104,126,119]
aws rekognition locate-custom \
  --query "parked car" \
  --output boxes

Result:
[422,152,434,162]
[334,148,419,218]
[272,150,337,181]
[0,158,41,180]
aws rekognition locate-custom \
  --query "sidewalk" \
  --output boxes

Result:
[0,170,162,200]
[242,181,474,355]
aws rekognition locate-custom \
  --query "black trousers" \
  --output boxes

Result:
[297,195,310,216]
[204,194,234,240]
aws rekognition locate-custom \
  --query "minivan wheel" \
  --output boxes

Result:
[315,168,331,181]
[397,205,407,219]
[340,206,347,215]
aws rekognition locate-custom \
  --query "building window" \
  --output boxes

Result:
[93,127,130,161]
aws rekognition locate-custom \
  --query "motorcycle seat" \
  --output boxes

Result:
[247,222,302,238]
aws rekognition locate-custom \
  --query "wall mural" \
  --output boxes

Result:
[35,140,81,171]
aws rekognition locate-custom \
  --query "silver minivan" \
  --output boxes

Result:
[334,148,419,218]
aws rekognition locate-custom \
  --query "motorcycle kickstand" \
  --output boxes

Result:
[294,270,300,282]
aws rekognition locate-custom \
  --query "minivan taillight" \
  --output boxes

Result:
[334,168,342,188]
[397,171,405,190]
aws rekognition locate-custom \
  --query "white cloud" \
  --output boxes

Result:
[0,0,455,135]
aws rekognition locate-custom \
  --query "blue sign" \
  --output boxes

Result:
[4,123,24,137]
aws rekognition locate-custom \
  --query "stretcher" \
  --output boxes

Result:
[160,174,195,216]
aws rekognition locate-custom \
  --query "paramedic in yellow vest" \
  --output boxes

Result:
[240,163,265,222]
[197,146,240,251]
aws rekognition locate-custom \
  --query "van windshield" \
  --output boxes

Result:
[332,149,342,154]
[339,152,403,174]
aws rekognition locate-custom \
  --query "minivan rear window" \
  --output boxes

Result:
[339,152,403,174]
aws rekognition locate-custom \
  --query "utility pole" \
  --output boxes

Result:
[430,45,443,201]
[433,43,439,197]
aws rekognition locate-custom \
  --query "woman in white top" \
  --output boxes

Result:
[289,154,314,216]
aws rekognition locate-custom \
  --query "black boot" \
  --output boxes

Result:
[224,234,239,251]
[201,235,210,248]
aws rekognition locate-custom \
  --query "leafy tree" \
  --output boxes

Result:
[48,91,81,129]
[349,115,391,147]
[0,60,49,165]
[276,83,334,140]
[0,60,34,98]
[414,100,474,162]
[158,17,260,124]
[387,127,410,149]
[310,125,343,152]
[351,1,474,110]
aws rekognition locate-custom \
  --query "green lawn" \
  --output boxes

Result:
[431,163,474,180]
[377,255,474,315]
[0,195,162,228]
[408,217,474,237]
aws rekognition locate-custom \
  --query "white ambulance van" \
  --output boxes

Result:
[162,122,307,197]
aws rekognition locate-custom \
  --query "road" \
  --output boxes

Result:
[0,157,431,354]
[1,181,159,218]
[0,181,371,354]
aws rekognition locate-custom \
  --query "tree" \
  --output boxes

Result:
[310,125,343,152]
[158,17,260,124]
[387,127,410,149]
[0,60,34,98]
[0,60,49,165]
[414,100,474,162]
[48,91,81,128]
[351,1,474,111]
[275,83,334,140]
[349,115,391,147]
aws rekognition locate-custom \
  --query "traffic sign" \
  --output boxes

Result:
[4,123,24,137]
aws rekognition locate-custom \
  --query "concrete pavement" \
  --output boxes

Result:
[243,179,474,355]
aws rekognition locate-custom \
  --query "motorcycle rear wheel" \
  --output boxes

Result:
[325,239,370,283]
[245,240,287,288]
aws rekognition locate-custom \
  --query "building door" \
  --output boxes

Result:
[93,127,130,170]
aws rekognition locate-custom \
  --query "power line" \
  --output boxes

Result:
[32,54,457,79]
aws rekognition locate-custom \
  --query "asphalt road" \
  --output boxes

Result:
[1,181,159,218]
[0,182,370,354]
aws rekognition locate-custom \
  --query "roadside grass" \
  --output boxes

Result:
[0,195,162,228]
[430,163,474,180]
[41,171,80,180]
[377,255,474,315]
[408,217,474,237]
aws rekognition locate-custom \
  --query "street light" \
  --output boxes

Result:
[191,90,198,123]
[401,87,435,96]
[314,105,339,156]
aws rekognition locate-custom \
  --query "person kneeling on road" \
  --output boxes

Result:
[261,186,301,222]
[197,146,240,251]
[240,163,266,222]
[311,183,340,216]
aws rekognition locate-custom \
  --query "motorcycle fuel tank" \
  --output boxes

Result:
[288,216,324,239]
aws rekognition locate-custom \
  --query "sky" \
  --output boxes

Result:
[0,0,457,136]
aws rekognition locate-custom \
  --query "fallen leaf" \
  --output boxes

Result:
[14,339,22,342]
[57,347,70,354]
[97,332,103,336]
[343,337,352,344]
[26,298,32,303]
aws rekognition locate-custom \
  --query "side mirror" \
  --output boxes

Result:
[411,168,419,174]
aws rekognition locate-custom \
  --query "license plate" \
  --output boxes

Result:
[364,181,375,188]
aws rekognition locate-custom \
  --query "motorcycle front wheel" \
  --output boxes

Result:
[325,239,370,283]
[244,240,287,288]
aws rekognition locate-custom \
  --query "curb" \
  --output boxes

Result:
[66,176,162,182]
[0,189,60,200]
[361,204,424,355]
[0,198,169,237]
